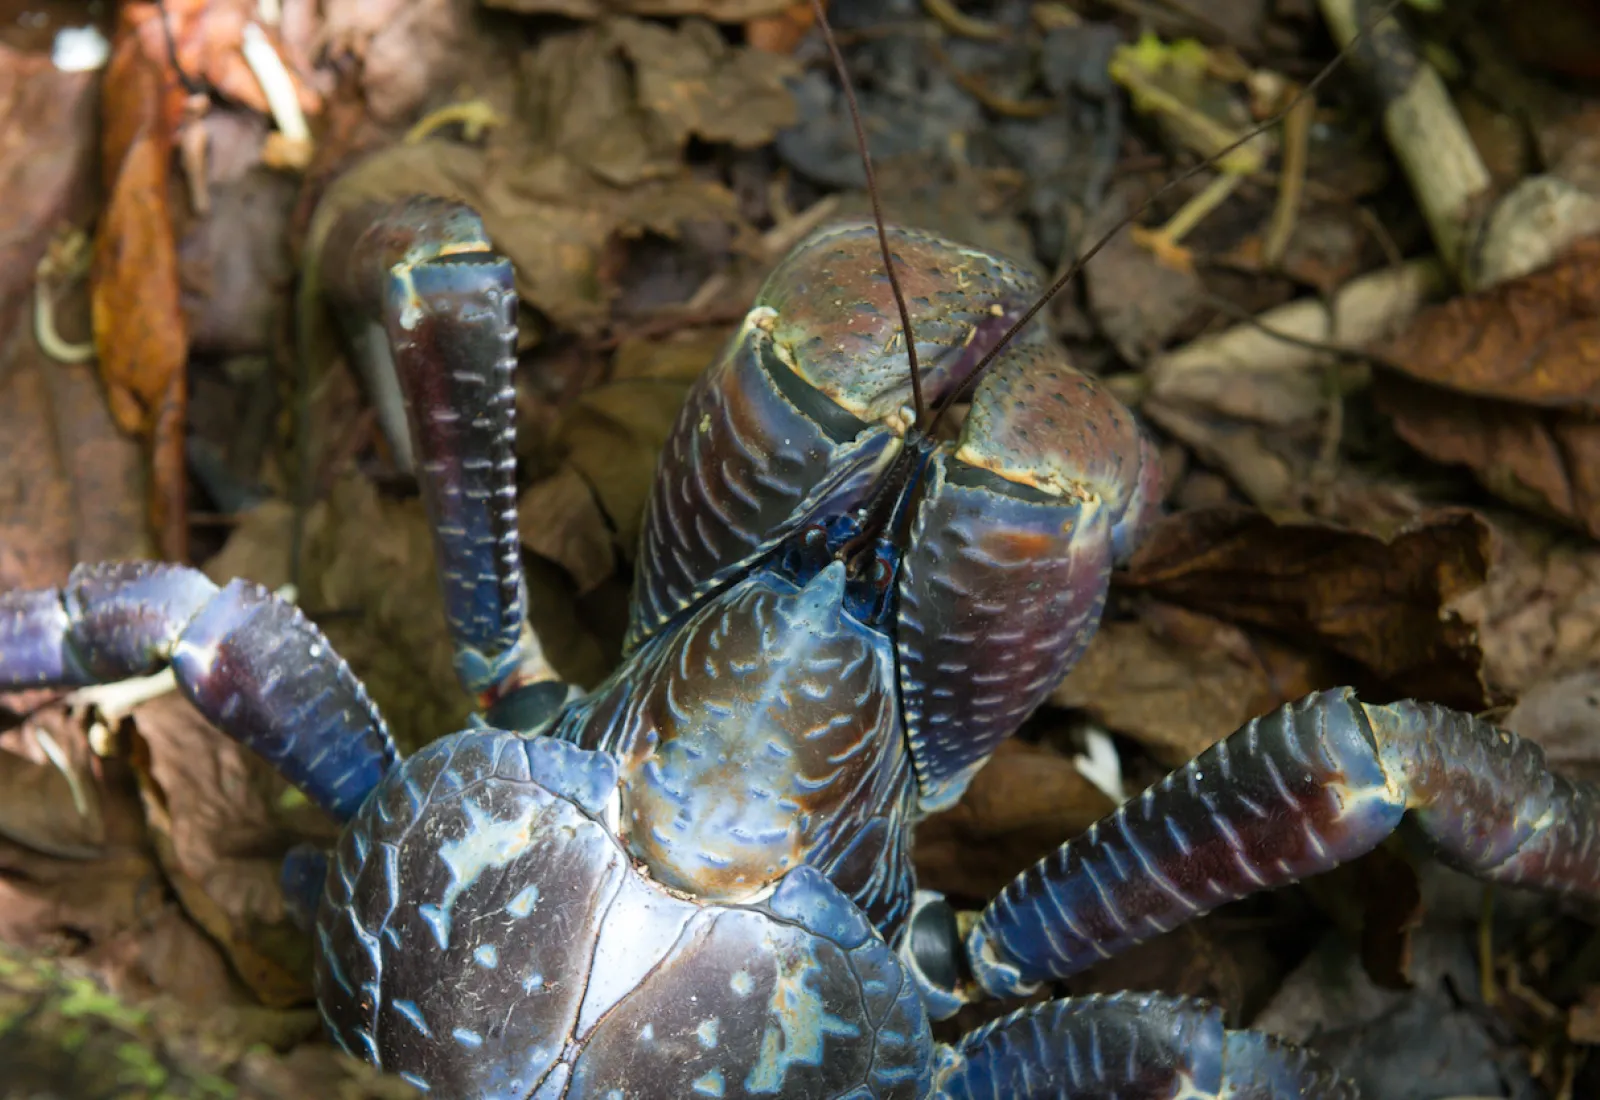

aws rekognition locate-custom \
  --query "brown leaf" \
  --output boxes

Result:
[1118,506,1494,710]
[127,698,314,1008]
[1450,515,1600,697]
[124,0,321,121]
[1053,603,1336,765]
[1375,372,1600,540]
[0,701,109,861]
[610,17,799,149]
[517,464,618,595]
[321,0,474,123]
[307,140,738,339]
[1377,235,1600,408]
[0,716,242,1006]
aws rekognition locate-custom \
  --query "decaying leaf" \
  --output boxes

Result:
[123,0,322,122]
[608,17,799,149]
[321,0,469,123]
[1115,507,1493,711]
[0,714,243,1007]
[305,20,785,340]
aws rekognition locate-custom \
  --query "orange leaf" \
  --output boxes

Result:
[91,28,190,558]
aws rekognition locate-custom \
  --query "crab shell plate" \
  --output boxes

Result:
[315,731,932,1099]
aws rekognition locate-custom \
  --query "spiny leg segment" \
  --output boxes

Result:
[0,562,395,822]
[316,197,565,723]
[933,992,1356,1100]
[967,687,1600,997]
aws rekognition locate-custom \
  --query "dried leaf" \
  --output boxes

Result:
[0,709,104,859]
[0,717,242,1006]
[1450,516,1600,697]
[1117,507,1494,711]
[124,0,321,121]
[1053,603,1336,764]
[1375,373,1600,540]
[309,142,737,338]
[1378,236,1600,408]
[92,32,187,439]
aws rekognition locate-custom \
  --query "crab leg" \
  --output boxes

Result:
[934,993,1356,1099]
[967,687,1600,997]
[317,198,560,717]
[0,563,395,822]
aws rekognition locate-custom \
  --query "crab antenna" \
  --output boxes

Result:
[923,0,1409,437]
[809,0,927,430]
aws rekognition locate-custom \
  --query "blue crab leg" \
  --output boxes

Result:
[318,198,559,712]
[934,993,1356,1099]
[0,563,396,822]
[967,687,1600,998]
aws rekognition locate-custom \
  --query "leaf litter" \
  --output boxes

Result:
[3,0,1600,1094]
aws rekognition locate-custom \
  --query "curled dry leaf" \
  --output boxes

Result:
[124,693,321,1008]
[1115,507,1493,711]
